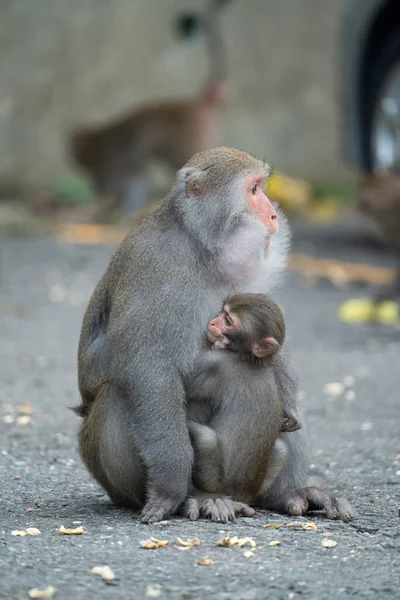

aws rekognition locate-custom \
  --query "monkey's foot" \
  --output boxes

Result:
[281,487,354,522]
[140,494,181,524]
[183,492,255,523]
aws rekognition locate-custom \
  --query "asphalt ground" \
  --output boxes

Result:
[0,221,399,600]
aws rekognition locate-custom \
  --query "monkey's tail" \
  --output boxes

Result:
[201,0,232,103]
[69,404,88,418]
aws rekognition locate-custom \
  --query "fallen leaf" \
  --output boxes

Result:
[196,557,214,566]
[175,536,200,547]
[289,254,394,287]
[269,541,281,547]
[242,550,254,558]
[91,566,116,581]
[286,521,303,527]
[12,530,27,536]
[322,538,337,549]
[16,415,32,426]
[262,523,284,529]
[16,403,34,415]
[172,545,190,551]
[27,508,34,512]
[58,525,86,535]
[140,537,168,549]
[3,415,14,424]
[25,528,41,536]
[28,586,55,599]
[323,382,344,397]
[338,297,398,324]
[302,523,318,531]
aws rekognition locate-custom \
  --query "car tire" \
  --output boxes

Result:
[363,29,400,172]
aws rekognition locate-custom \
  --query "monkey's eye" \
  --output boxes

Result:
[224,315,233,326]
[251,184,258,194]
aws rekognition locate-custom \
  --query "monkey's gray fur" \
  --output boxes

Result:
[75,147,354,523]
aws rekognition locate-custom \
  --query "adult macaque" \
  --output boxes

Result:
[358,173,400,303]
[69,0,232,219]
[185,294,300,521]
[75,146,353,524]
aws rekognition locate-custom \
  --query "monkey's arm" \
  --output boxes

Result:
[272,348,303,431]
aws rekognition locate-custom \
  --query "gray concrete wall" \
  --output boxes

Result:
[0,0,350,191]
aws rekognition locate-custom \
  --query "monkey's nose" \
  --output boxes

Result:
[268,210,279,233]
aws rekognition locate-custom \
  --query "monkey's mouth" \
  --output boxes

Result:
[207,331,220,345]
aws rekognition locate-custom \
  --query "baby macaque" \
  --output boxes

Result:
[185,293,302,508]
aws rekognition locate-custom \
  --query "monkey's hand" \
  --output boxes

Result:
[183,490,255,523]
[279,487,354,522]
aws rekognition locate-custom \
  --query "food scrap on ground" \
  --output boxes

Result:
[322,538,338,549]
[16,403,35,415]
[58,525,86,535]
[196,557,214,566]
[301,523,318,531]
[323,382,344,397]
[12,528,41,536]
[217,536,256,548]
[91,566,116,582]
[28,586,55,599]
[140,537,169,549]
[173,537,200,550]
[15,415,32,426]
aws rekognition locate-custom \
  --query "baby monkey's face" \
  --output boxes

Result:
[207,304,237,350]
[207,299,281,360]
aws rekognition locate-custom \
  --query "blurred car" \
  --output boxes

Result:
[341,0,400,173]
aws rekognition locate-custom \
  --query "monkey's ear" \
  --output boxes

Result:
[180,167,205,197]
[253,337,280,358]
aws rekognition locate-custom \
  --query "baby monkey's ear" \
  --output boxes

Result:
[252,337,280,358]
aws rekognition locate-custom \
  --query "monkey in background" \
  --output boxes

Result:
[75,146,353,524]
[358,173,400,304]
[184,293,301,521]
[69,0,232,220]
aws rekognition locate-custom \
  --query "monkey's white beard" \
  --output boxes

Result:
[246,205,291,294]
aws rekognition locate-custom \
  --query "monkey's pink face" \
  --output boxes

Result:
[207,304,237,349]
[246,174,278,237]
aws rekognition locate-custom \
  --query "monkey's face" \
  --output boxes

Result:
[207,304,237,350]
[245,174,278,238]
[207,300,281,360]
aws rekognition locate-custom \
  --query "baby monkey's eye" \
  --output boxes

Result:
[224,315,233,326]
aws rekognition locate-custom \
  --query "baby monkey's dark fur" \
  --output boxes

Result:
[185,294,300,513]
